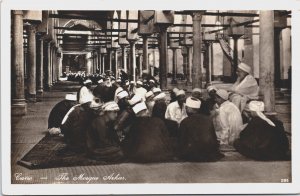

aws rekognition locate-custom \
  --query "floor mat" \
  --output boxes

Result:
[17,135,250,170]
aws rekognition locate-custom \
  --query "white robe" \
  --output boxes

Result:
[212,100,243,145]
[78,86,94,104]
[229,74,259,111]
[133,87,147,101]
[165,101,188,124]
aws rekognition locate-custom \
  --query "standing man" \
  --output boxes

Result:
[77,79,94,104]
[178,97,223,161]
[165,90,188,125]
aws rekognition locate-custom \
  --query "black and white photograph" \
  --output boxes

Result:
[1,0,300,194]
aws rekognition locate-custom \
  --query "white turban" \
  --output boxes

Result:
[102,101,120,112]
[248,101,275,127]
[130,81,135,84]
[125,81,130,86]
[83,79,92,84]
[216,89,229,100]
[65,94,77,101]
[153,92,166,101]
[117,90,129,100]
[238,62,251,74]
[128,94,142,106]
[192,88,202,93]
[98,79,104,84]
[152,88,162,94]
[145,91,154,99]
[136,81,143,85]
[173,87,179,93]
[132,102,148,114]
[149,79,155,83]
[175,89,185,97]
[186,97,201,109]
[207,85,218,92]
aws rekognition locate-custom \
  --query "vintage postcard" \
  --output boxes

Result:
[1,0,300,195]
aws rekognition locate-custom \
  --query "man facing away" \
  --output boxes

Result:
[178,97,223,162]
[122,102,174,163]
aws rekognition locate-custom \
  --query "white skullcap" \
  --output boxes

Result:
[83,79,92,84]
[65,94,77,101]
[136,81,143,85]
[130,81,135,84]
[238,62,251,74]
[248,101,265,112]
[102,101,120,112]
[117,90,129,100]
[173,87,179,93]
[216,89,229,100]
[192,88,202,93]
[128,94,142,106]
[175,89,185,97]
[116,78,121,82]
[152,88,162,93]
[207,85,218,92]
[98,79,104,84]
[153,92,166,101]
[186,97,201,109]
[132,102,148,114]
[149,79,155,83]
[145,91,154,99]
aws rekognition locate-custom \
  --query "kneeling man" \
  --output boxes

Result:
[178,97,223,162]
[86,101,124,162]
[234,101,290,161]
[122,102,174,162]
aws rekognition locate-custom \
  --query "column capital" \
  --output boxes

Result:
[192,11,205,21]
[13,10,23,15]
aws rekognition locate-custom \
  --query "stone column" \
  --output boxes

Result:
[142,36,149,71]
[129,41,137,81]
[109,49,112,71]
[46,42,53,89]
[204,42,212,86]
[114,49,118,77]
[101,54,105,74]
[187,46,193,84]
[182,51,188,83]
[259,11,276,114]
[171,48,178,84]
[36,34,44,98]
[98,52,101,74]
[158,26,168,90]
[232,36,240,81]
[139,53,143,78]
[192,12,203,88]
[210,43,214,81]
[27,24,37,102]
[11,10,27,115]
[121,46,127,73]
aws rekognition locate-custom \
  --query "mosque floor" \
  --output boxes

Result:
[11,80,292,184]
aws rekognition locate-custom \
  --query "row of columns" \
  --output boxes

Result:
[11,10,62,115]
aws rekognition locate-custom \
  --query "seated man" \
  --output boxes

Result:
[145,91,155,116]
[212,89,243,145]
[48,94,78,135]
[116,90,130,113]
[122,102,174,162]
[234,101,290,161]
[228,63,259,111]
[77,79,94,104]
[178,97,223,162]
[86,102,124,162]
[133,80,147,100]
[165,89,188,125]
[60,89,104,152]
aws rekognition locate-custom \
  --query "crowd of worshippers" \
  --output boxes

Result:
[48,62,290,163]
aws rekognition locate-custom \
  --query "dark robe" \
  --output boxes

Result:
[86,117,124,162]
[93,85,114,102]
[122,117,174,162]
[48,100,76,128]
[152,100,167,120]
[60,102,98,152]
[234,116,290,161]
[178,113,223,162]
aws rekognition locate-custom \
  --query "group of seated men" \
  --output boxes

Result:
[48,62,290,163]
